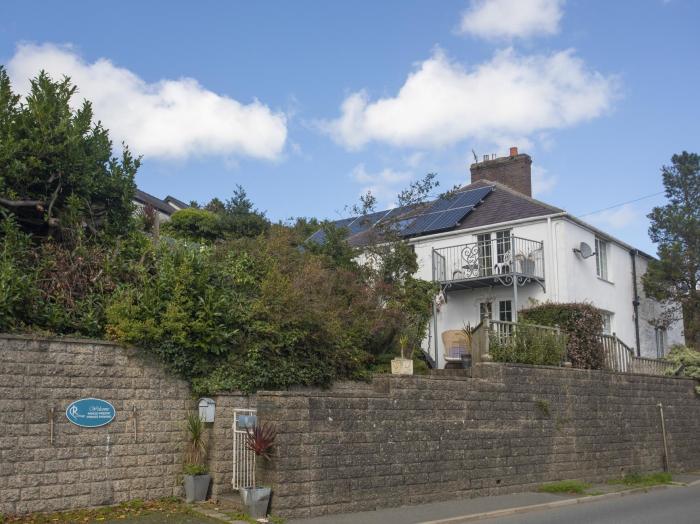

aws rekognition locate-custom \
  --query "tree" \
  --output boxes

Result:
[0,67,138,242]
[643,152,700,349]
[201,186,269,239]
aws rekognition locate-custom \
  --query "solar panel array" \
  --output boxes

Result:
[311,185,494,243]
[400,185,493,236]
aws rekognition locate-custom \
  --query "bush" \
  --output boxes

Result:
[161,208,223,242]
[107,226,434,394]
[520,302,604,369]
[664,344,700,394]
[0,218,39,332]
[489,323,567,366]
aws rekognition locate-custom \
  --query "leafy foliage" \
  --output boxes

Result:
[488,323,567,366]
[664,344,700,393]
[643,152,700,348]
[161,208,223,242]
[0,68,138,242]
[520,302,604,369]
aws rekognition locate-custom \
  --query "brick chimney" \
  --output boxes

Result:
[470,147,532,196]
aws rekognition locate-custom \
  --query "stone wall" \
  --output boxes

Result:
[256,364,700,519]
[0,334,194,516]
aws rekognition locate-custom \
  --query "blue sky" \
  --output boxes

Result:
[1,0,698,253]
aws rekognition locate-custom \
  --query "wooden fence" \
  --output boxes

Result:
[599,333,677,376]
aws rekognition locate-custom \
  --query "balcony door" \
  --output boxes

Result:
[477,230,512,276]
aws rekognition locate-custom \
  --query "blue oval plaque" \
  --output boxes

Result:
[65,398,116,428]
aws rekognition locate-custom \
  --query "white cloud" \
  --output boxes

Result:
[532,166,557,196]
[351,164,413,208]
[588,204,638,229]
[459,0,564,40]
[7,43,287,161]
[324,48,617,151]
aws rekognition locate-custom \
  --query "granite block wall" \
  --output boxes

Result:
[0,335,194,516]
[255,364,700,519]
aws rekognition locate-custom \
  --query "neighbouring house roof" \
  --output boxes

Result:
[134,189,188,216]
[311,179,563,247]
[164,195,190,210]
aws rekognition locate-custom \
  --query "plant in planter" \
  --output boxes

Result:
[183,411,210,503]
[240,422,277,519]
[391,334,414,375]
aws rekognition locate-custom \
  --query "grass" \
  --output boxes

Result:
[538,480,591,495]
[608,472,673,488]
[0,498,212,524]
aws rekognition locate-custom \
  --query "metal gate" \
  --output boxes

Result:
[232,408,256,490]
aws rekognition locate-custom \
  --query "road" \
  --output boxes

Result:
[477,483,700,524]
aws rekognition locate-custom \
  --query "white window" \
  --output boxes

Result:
[655,328,667,358]
[595,237,609,280]
[601,312,613,335]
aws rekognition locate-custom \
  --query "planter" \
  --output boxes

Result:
[240,486,271,519]
[391,357,413,375]
[184,474,211,503]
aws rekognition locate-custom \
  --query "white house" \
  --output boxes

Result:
[316,148,684,368]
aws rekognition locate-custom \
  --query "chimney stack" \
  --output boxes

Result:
[470,147,532,197]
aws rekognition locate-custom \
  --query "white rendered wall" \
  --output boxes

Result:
[411,215,684,367]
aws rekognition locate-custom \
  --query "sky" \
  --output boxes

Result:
[1,0,698,253]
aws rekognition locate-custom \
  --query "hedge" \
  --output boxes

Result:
[520,302,604,369]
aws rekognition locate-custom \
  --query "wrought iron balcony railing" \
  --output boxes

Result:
[432,236,545,287]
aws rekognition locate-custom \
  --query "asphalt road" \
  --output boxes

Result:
[477,484,700,524]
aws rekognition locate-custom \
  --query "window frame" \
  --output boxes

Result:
[499,300,512,322]
[595,237,609,281]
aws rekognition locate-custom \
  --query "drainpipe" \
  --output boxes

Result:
[630,250,642,357]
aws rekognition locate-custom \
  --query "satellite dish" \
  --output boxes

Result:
[573,242,595,259]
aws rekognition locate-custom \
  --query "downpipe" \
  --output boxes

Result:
[657,403,670,472]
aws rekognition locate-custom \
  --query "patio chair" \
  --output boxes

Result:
[494,250,512,274]
[442,330,471,368]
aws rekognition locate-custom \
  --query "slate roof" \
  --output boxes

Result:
[134,189,187,216]
[317,179,563,247]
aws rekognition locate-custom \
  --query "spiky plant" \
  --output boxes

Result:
[245,422,276,488]
[184,411,206,470]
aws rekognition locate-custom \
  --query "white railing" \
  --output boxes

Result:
[432,236,544,284]
[232,409,256,490]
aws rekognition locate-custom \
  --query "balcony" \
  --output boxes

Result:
[432,236,545,290]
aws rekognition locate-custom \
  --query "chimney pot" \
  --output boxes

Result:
[509,146,518,157]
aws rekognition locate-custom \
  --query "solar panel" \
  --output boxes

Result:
[400,185,494,236]
[346,210,389,235]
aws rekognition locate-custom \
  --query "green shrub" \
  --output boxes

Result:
[183,463,208,476]
[489,323,567,366]
[664,345,700,393]
[161,208,223,242]
[0,217,39,331]
[520,302,604,369]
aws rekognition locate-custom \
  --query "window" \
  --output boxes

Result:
[477,233,493,276]
[499,300,512,322]
[479,302,492,321]
[655,327,667,358]
[495,230,512,265]
[601,312,613,335]
[595,237,609,280]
